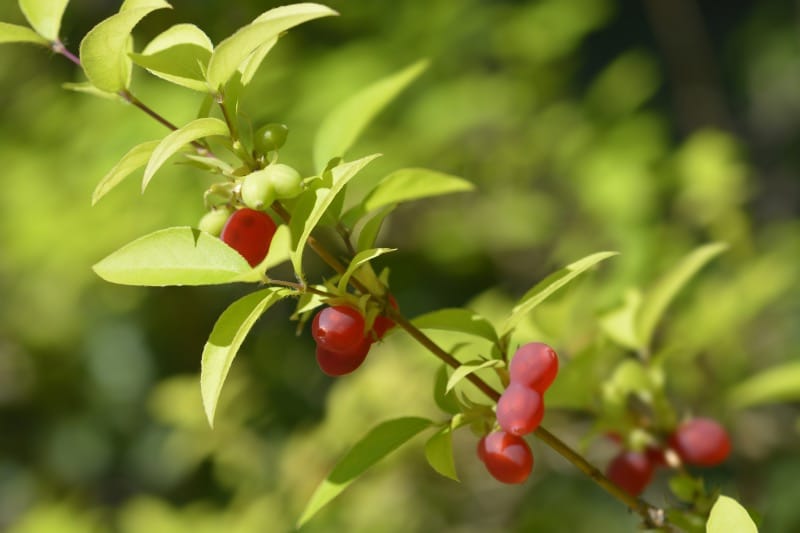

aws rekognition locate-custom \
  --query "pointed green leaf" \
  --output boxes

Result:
[297,417,432,528]
[355,205,394,251]
[238,38,277,86]
[131,23,212,92]
[313,60,428,171]
[79,1,171,92]
[0,21,48,45]
[290,154,381,275]
[412,308,499,343]
[446,359,504,393]
[92,140,160,205]
[706,495,758,533]
[19,0,70,41]
[501,252,618,335]
[599,289,643,351]
[363,168,474,212]
[728,361,800,410]
[93,226,251,286]
[201,288,289,427]
[206,3,337,91]
[62,81,122,101]
[425,426,459,481]
[337,248,396,292]
[142,117,229,191]
[433,365,461,415]
[636,242,727,350]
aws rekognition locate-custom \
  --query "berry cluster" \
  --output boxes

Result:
[311,297,397,376]
[477,342,559,484]
[605,417,731,496]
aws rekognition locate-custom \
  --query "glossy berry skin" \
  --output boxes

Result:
[312,306,368,354]
[669,418,731,467]
[509,342,559,392]
[477,431,534,484]
[372,295,399,340]
[496,383,544,436]
[220,208,277,267]
[315,339,371,376]
[606,450,654,496]
[254,122,289,153]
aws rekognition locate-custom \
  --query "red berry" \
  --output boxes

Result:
[220,208,277,267]
[315,339,371,376]
[509,342,559,393]
[372,295,399,340]
[645,445,667,468]
[669,418,731,467]
[312,306,368,354]
[496,383,544,436]
[477,431,534,484]
[606,450,654,496]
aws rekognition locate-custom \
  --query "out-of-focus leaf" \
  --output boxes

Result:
[142,117,229,191]
[62,82,122,101]
[599,289,642,351]
[362,167,474,212]
[446,359,504,393]
[0,21,48,45]
[313,60,427,171]
[92,140,159,205]
[297,417,432,527]
[706,495,758,533]
[412,308,499,343]
[425,426,459,481]
[131,23,212,92]
[19,0,69,41]
[355,205,394,251]
[92,226,250,286]
[200,288,290,427]
[434,365,461,415]
[728,361,800,409]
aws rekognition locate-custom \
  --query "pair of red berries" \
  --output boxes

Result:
[311,300,397,376]
[477,343,560,484]
[606,417,732,496]
[219,208,278,267]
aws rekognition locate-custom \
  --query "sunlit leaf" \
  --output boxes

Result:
[62,81,122,101]
[131,23,212,92]
[599,289,642,351]
[446,359,504,393]
[363,168,474,212]
[206,3,337,91]
[92,226,250,286]
[239,38,277,86]
[0,21,48,45]
[412,308,499,343]
[297,417,432,527]
[313,60,428,171]
[433,365,461,415]
[92,140,159,205]
[19,0,69,41]
[337,248,396,292]
[728,361,800,409]
[79,1,172,92]
[501,252,618,335]
[200,288,290,426]
[706,495,758,533]
[355,205,394,251]
[425,426,459,481]
[142,117,229,191]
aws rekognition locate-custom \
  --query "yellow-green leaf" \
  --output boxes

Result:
[362,167,474,212]
[706,495,758,533]
[0,21,48,45]
[131,23,213,92]
[19,0,70,41]
[92,140,160,205]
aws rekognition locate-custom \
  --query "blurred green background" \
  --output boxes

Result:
[0,0,798,531]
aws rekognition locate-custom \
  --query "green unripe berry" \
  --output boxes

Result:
[198,208,232,236]
[254,123,289,154]
[241,170,276,210]
[265,163,304,199]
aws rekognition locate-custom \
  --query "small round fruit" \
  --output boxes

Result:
[254,122,289,153]
[477,431,534,484]
[315,339,371,376]
[669,418,731,467]
[198,208,232,236]
[312,305,368,354]
[241,169,276,210]
[220,208,277,267]
[372,295,399,340]
[264,163,303,199]
[496,383,544,436]
[509,342,559,392]
[606,451,654,496]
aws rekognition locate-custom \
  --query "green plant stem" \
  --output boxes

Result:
[267,278,337,299]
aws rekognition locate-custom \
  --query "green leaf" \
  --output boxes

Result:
[290,154,381,276]
[446,359,504,393]
[142,117,229,191]
[0,21,48,45]
[599,289,642,351]
[355,205,394,251]
[336,248,396,292]
[206,3,337,91]
[238,38,277,86]
[706,495,758,533]
[62,81,122,101]
[363,168,474,212]
[92,140,160,205]
[728,361,800,410]
[297,417,432,527]
[501,251,618,335]
[425,426,459,481]
[433,365,461,415]
[412,308,499,343]
[93,226,251,286]
[19,0,69,41]
[130,23,212,92]
[79,1,172,92]
[313,60,428,171]
[636,242,727,350]
[200,288,289,427]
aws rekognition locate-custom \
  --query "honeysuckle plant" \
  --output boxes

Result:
[1,1,761,531]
